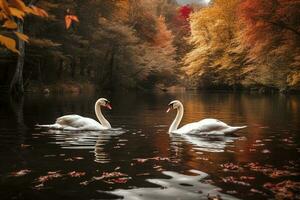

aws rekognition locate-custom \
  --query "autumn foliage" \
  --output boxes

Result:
[0,0,47,53]
[183,0,300,91]
[179,5,192,20]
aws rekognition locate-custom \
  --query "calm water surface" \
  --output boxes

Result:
[0,91,299,200]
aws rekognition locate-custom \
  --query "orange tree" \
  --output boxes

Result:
[0,0,47,95]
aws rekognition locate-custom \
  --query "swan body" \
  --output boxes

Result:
[167,100,246,135]
[36,98,112,131]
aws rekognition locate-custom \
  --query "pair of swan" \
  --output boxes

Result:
[37,98,246,134]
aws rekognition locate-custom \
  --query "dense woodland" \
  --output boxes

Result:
[0,0,300,94]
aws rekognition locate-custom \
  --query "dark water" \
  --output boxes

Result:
[0,91,299,200]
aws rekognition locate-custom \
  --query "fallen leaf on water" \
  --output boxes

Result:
[264,180,300,200]
[11,169,31,177]
[105,177,129,184]
[220,163,243,172]
[101,172,127,179]
[240,176,255,181]
[134,157,170,163]
[68,171,86,177]
[269,170,298,178]
[36,171,62,184]
[221,176,250,186]
[245,162,298,178]
[81,171,129,185]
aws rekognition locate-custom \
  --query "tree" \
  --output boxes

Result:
[183,0,248,89]
[238,0,300,90]
[0,0,48,95]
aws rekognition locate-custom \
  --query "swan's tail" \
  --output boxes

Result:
[225,125,247,134]
[35,124,62,129]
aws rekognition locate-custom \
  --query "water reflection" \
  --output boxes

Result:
[170,133,237,153]
[43,128,126,163]
[0,91,299,200]
[110,170,239,200]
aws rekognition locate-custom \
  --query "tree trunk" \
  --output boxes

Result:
[10,20,25,95]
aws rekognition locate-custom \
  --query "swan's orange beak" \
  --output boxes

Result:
[106,103,112,110]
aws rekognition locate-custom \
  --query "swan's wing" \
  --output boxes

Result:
[56,115,102,129]
[55,115,83,126]
[196,119,229,132]
[175,122,201,134]
[176,119,229,134]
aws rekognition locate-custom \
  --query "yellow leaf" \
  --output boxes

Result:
[14,31,29,43]
[10,0,27,11]
[29,6,48,17]
[0,12,9,20]
[0,34,19,54]
[9,7,25,19]
[2,19,17,29]
[0,0,11,15]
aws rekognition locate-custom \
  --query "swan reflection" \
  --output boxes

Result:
[44,128,126,163]
[170,133,237,153]
[94,129,125,163]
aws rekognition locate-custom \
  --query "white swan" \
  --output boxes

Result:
[167,100,246,134]
[36,98,112,131]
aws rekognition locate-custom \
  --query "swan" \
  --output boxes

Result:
[36,98,112,131]
[166,100,246,135]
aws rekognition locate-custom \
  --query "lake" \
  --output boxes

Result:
[0,91,299,200]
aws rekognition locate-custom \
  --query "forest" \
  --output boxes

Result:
[0,0,300,95]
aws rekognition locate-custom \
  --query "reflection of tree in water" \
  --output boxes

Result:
[44,129,126,163]
[10,96,27,131]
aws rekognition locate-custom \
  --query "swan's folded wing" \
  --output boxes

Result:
[176,122,200,134]
[55,115,84,127]
[176,119,229,134]
[196,119,229,132]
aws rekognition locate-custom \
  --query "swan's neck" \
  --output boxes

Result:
[169,104,184,133]
[95,103,111,128]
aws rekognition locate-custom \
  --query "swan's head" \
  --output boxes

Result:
[97,98,112,110]
[166,100,182,113]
